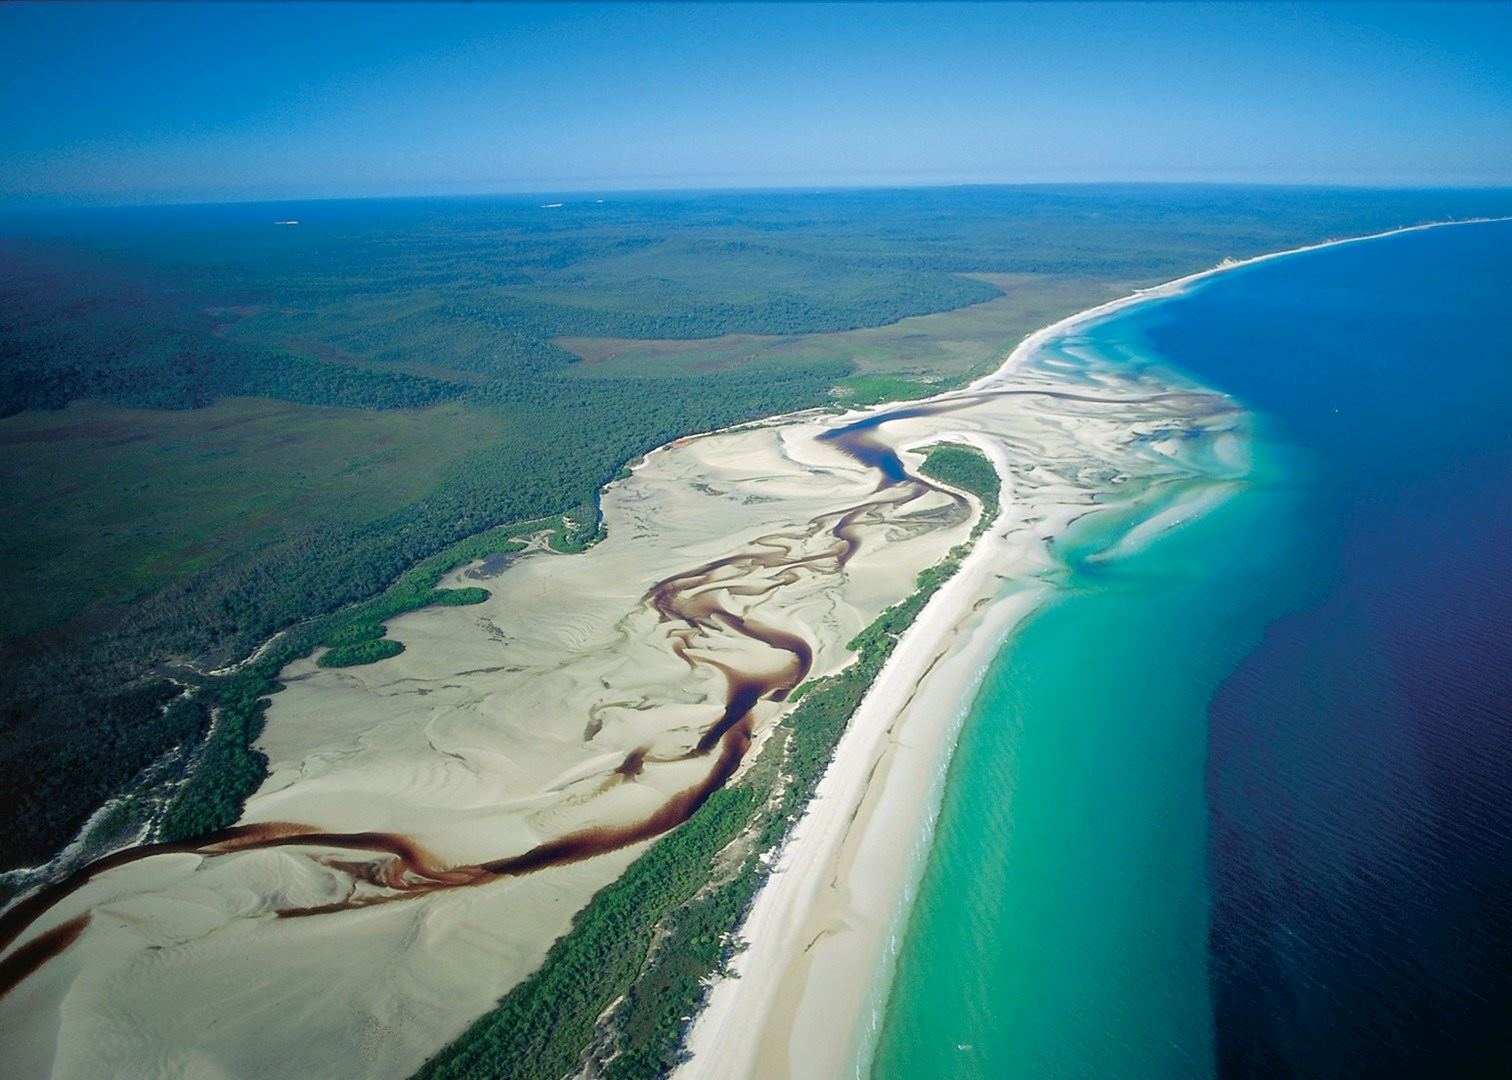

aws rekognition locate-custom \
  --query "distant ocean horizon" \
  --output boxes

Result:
[873,220,1512,1077]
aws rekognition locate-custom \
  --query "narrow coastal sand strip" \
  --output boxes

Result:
[678,218,1503,1080]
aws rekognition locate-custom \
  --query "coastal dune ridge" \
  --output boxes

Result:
[0,220,1491,1080]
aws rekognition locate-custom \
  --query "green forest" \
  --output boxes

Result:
[3,184,1510,876]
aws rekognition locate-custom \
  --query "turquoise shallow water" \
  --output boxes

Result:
[873,221,1512,1077]
[872,431,1314,1080]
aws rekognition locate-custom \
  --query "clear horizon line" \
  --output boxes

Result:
[7,176,1512,216]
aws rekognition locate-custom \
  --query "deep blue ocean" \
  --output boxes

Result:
[876,221,1512,1077]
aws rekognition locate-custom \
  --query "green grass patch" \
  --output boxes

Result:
[319,638,404,668]
[323,622,386,646]
[430,586,490,606]
[786,678,819,704]
[558,273,1128,389]
[831,373,939,408]
[918,442,1001,535]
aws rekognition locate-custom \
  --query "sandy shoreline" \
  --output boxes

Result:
[0,220,1494,1080]
[677,217,1503,1080]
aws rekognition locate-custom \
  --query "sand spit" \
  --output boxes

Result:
[3,223,1481,1079]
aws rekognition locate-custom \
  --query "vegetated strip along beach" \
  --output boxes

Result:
[0,220,1492,1080]
[678,218,1506,1080]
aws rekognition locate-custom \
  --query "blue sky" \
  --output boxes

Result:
[2,2,1510,205]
